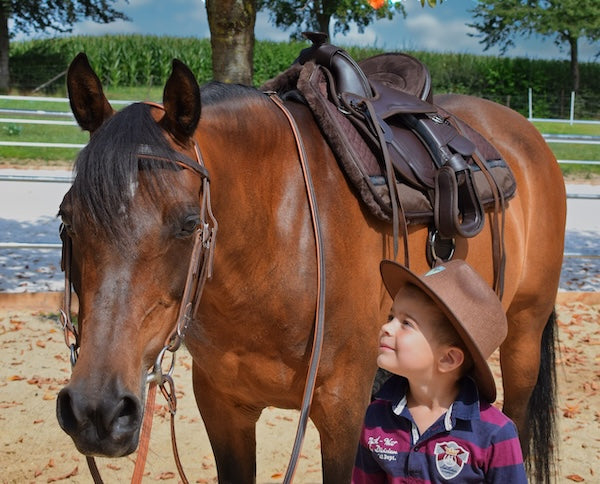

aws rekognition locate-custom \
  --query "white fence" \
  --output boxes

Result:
[0,95,598,253]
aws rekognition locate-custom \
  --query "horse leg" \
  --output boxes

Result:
[502,305,557,483]
[310,369,376,483]
[191,363,261,484]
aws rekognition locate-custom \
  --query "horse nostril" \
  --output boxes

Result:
[56,387,79,434]
[111,394,141,434]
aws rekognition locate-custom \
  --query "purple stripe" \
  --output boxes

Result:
[488,437,525,467]
[479,402,512,426]
[351,466,386,483]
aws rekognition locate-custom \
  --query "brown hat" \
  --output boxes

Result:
[380,259,507,402]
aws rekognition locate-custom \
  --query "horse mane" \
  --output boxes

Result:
[70,83,262,241]
[200,80,263,105]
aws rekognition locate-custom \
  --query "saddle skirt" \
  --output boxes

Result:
[262,37,516,236]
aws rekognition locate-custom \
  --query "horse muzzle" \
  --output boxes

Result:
[56,381,142,457]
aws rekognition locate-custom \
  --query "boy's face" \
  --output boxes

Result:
[377,285,448,378]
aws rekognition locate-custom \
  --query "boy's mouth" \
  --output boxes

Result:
[379,342,394,352]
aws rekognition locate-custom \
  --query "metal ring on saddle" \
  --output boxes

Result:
[427,227,455,266]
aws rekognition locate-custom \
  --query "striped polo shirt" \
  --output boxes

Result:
[352,376,528,483]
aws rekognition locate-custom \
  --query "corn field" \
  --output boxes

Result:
[8,35,600,119]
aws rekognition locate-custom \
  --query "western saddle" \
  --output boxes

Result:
[262,33,514,295]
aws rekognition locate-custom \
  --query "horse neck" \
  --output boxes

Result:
[196,96,295,182]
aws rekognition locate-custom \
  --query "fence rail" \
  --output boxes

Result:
[1,95,598,254]
[0,174,597,251]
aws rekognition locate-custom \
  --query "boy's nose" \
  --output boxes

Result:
[381,319,396,335]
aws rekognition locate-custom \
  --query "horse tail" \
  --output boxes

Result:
[525,308,558,484]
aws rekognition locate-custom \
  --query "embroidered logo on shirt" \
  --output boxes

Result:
[367,435,399,462]
[434,441,469,479]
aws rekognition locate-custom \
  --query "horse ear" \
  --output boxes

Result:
[162,59,201,142]
[67,53,114,134]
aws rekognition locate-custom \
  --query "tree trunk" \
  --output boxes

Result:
[206,0,256,85]
[0,5,9,93]
[316,0,332,38]
[316,12,331,37]
[569,36,579,93]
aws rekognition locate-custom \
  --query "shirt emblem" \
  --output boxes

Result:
[434,441,469,479]
[367,435,399,462]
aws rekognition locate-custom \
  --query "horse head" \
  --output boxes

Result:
[56,53,210,457]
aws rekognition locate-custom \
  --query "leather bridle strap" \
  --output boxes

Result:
[268,93,326,484]
[60,125,216,484]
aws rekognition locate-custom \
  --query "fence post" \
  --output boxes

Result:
[570,91,575,125]
[528,87,533,119]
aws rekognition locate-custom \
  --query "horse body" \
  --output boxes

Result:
[57,55,565,483]
[187,95,390,480]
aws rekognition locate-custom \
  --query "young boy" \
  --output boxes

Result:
[352,259,528,483]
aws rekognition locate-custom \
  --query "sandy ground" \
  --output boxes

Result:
[0,292,598,483]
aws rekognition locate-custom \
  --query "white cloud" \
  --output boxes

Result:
[71,19,140,37]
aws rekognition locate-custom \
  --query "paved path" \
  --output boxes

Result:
[0,169,598,292]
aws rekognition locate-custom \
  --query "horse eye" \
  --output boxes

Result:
[177,215,200,238]
[59,212,74,235]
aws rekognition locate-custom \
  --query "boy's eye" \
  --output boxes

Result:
[387,313,394,322]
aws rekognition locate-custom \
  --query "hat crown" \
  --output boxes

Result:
[419,261,507,359]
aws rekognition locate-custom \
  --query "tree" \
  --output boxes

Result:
[257,0,407,40]
[468,0,600,92]
[0,0,129,92]
[206,0,256,85]
[206,0,443,85]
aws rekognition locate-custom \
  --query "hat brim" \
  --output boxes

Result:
[380,260,497,402]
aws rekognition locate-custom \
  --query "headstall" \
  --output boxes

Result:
[59,103,217,484]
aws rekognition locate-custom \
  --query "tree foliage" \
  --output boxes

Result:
[468,0,600,91]
[0,0,128,91]
[256,0,408,40]
[3,0,129,35]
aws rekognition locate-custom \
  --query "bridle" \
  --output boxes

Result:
[59,108,218,484]
[59,96,323,483]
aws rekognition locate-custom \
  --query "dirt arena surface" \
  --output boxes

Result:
[1,292,598,483]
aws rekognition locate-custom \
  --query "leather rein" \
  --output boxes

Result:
[59,106,217,484]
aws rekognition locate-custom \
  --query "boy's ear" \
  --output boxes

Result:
[438,347,465,373]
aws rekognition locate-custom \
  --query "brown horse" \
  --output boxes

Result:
[56,53,565,483]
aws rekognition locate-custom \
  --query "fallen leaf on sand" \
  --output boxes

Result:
[156,471,175,480]
[563,404,581,418]
[47,466,78,482]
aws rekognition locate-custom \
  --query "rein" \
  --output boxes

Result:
[59,117,217,483]
[269,93,327,484]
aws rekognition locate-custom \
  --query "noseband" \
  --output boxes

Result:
[59,105,217,484]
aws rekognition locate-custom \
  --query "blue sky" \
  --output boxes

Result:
[16,0,599,62]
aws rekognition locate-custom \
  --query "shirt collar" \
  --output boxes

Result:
[376,375,482,428]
